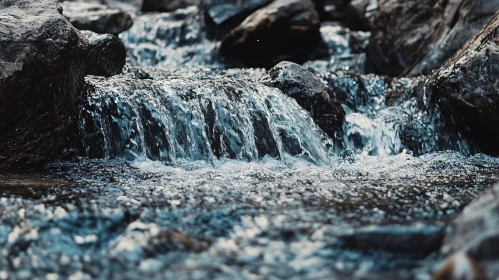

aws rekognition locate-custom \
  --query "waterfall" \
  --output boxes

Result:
[78,70,333,165]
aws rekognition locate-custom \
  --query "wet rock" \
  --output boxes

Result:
[147,231,211,254]
[441,182,499,260]
[367,0,499,77]
[203,0,272,38]
[220,0,321,68]
[62,1,133,35]
[81,31,127,77]
[433,253,486,280]
[142,0,199,13]
[322,0,374,31]
[0,0,88,170]
[338,223,445,254]
[428,10,499,155]
[261,62,345,139]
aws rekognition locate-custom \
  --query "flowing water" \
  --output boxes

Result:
[0,5,498,280]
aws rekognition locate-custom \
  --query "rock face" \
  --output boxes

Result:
[0,0,88,170]
[142,0,199,12]
[428,10,499,155]
[81,31,127,77]
[440,182,499,278]
[261,62,345,140]
[367,0,499,77]
[220,0,321,68]
[61,1,133,35]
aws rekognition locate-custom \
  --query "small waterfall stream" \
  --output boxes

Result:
[79,71,333,165]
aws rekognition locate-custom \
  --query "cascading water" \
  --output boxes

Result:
[79,70,333,165]
[2,4,498,280]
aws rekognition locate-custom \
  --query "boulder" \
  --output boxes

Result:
[261,62,345,139]
[0,0,88,170]
[440,182,499,278]
[367,0,499,77]
[428,10,499,155]
[220,0,322,68]
[61,1,133,35]
[142,0,199,13]
[322,0,373,31]
[81,31,127,77]
[203,0,273,39]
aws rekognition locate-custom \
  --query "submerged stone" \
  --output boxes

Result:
[142,0,199,13]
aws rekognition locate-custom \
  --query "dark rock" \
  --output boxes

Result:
[440,182,499,279]
[203,0,272,39]
[220,0,322,68]
[428,10,499,155]
[261,62,345,140]
[441,182,499,260]
[82,31,127,77]
[338,223,445,254]
[142,0,199,12]
[433,253,486,280]
[367,0,499,77]
[0,0,88,170]
[62,1,133,35]
[322,0,373,31]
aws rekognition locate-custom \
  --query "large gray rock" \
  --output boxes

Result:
[427,10,499,155]
[261,62,345,140]
[61,1,133,35]
[367,0,499,77]
[220,0,321,68]
[0,0,88,170]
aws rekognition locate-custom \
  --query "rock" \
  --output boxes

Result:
[81,31,127,77]
[441,182,499,260]
[428,10,499,155]
[203,0,273,39]
[367,0,499,77]
[261,62,345,139]
[322,0,374,31]
[338,223,445,254]
[142,0,199,13]
[220,0,322,68]
[61,1,133,35]
[0,0,88,170]
[433,253,486,280]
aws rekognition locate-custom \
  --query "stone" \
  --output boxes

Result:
[322,0,373,31]
[427,10,499,155]
[142,0,199,13]
[338,223,445,254]
[61,1,133,35]
[0,0,88,170]
[367,0,499,77]
[220,0,322,68]
[261,62,345,140]
[441,182,499,260]
[203,0,273,39]
[433,253,486,280]
[81,31,127,77]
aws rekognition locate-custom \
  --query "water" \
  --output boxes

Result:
[0,4,496,280]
